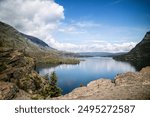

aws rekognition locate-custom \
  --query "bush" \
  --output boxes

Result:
[41,72,62,98]
[80,83,83,87]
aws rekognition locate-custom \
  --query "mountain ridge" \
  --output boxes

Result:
[21,33,54,49]
[77,52,127,57]
[0,21,79,64]
[113,31,150,70]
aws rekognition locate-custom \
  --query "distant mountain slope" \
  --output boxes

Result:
[0,21,79,64]
[0,20,55,50]
[21,33,51,48]
[0,21,60,60]
[113,31,150,70]
[0,21,45,52]
[77,52,126,57]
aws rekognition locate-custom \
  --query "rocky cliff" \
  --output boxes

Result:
[52,67,150,100]
[0,49,52,99]
[113,31,150,70]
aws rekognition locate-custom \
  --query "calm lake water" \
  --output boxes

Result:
[36,57,136,95]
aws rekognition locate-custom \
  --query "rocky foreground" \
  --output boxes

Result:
[52,67,150,100]
[0,49,52,100]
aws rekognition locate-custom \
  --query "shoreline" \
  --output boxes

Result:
[51,66,150,100]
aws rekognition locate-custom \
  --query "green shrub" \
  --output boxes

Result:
[41,72,62,98]
[49,72,62,97]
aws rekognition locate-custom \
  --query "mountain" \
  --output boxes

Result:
[0,21,49,52]
[113,31,150,70]
[21,33,52,48]
[77,52,126,57]
[0,21,79,64]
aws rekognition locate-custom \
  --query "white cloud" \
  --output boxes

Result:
[58,21,100,34]
[0,0,64,45]
[74,21,101,28]
[53,41,137,53]
[58,26,85,34]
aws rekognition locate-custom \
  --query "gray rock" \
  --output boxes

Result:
[0,81,18,99]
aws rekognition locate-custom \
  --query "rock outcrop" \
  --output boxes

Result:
[0,81,18,99]
[0,49,51,99]
[52,67,150,100]
[113,31,150,70]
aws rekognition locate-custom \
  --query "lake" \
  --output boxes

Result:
[36,57,136,95]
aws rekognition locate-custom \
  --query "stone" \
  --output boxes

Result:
[115,72,143,86]
[14,90,31,100]
[0,81,18,100]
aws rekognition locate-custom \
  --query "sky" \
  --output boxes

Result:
[0,0,150,52]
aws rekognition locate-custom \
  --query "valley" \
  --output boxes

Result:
[0,21,150,100]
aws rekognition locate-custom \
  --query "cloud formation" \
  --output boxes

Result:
[0,0,137,52]
[0,0,64,45]
[54,41,137,52]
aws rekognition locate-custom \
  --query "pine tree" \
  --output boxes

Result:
[49,72,62,97]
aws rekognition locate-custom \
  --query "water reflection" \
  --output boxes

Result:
[36,57,136,95]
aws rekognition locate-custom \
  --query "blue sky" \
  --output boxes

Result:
[56,0,150,27]
[52,0,150,52]
[0,0,150,52]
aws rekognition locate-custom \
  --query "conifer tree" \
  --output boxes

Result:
[49,72,62,97]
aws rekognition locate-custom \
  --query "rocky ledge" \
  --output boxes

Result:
[52,67,150,100]
[0,48,53,100]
